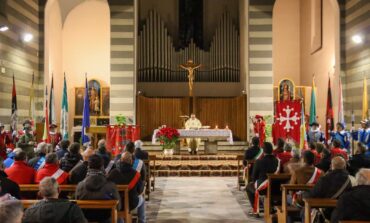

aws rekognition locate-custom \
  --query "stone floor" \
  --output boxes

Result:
[146,177,263,223]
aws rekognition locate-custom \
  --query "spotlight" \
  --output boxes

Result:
[0,25,9,32]
[352,34,363,44]
[23,33,33,42]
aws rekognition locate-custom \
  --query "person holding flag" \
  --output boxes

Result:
[81,75,90,147]
[330,122,351,153]
[307,121,325,144]
[49,124,62,149]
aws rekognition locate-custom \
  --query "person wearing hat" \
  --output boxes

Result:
[352,120,370,149]
[330,122,351,153]
[307,121,325,144]
[252,115,266,147]
[0,123,12,159]
[49,124,61,149]
[16,123,36,159]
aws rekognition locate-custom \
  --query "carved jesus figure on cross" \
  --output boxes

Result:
[180,59,202,97]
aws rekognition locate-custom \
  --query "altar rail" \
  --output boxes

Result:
[136,95,247,141]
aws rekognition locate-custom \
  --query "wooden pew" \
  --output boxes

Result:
[340,221,370,223]
[236,155,244,190]
[19,184,132,223]
[277,184,314,223]
[264,173,291,223]
[144,159,151,200]
[22,200,119,223]
[149,154,156,191]
[303,198,337,223]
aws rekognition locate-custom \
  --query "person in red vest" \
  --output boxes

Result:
[49,124,62,149]
[0,123,12,159]
[35,153,69,184]
[331,139,348,160]
[277,143,293,168]
[4,148,35,184]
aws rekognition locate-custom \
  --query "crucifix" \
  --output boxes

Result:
[179,59,202,97]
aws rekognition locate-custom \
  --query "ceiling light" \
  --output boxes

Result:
[0,25,9,32]
[23,33,33,42]
[352,34,363,44]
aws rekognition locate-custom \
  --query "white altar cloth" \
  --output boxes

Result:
[152,129,233,144]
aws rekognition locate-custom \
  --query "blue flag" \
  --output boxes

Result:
[81,76,90,146]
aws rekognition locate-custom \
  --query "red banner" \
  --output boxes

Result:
[273,100,302,144]
[106,125,141,156]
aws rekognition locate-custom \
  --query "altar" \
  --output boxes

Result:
[152,129,233,154]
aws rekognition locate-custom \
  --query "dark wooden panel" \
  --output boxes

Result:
[136,95,247,141]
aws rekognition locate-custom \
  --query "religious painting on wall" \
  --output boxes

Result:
[88,79,101,116]
[101,87,110,116]
[75,87,84,116]
[278,79,295,101]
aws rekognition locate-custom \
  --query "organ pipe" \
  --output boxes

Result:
[138,10,240,82]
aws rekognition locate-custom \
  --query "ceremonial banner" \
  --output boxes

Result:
[49,75,56,125]
[81,77,90,146]
[61,74,69,140]
[42,87,50,143]
[362,77,368,120]
[309,78,317,125]
[11,75,17,133]
[300,102,307,149]
[326,77,334,140]
[338,78,345,126]
[29,72,36,125]
[274,100,302,144]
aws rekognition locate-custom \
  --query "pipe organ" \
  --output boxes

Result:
[138,10,240,83]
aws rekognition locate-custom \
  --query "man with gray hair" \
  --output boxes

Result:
[331,168,370,222]
[23,177,87,223]
[134,140,148,160]
[0,200,23,223]
[28,142,48,170]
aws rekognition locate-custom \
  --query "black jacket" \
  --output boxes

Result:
[304,169,352,199]
[69,161,88,184]
[0,171,20,199]
[60,153,83,172]
[56,148,68,160]
[22,198,87,223]
[331,185,370,223]
[134,148,149,161]
[348,154,370,176]
[243,145,261,166]
[75,173,121,222]
[251,154,279,186]
[96,150,110,168]
[107,163,144,210]
[316,155,331,172]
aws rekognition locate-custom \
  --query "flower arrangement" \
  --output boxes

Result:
[156,127,180,150]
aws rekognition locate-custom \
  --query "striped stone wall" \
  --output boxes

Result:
[248,0,275,119]
[108,0,136,124]
[342,0,370,123]
[0,0,43,128]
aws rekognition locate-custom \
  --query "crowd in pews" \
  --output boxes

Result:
[0,137,149,223]
[243,135,370,223]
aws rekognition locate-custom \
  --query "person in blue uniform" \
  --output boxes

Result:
[330,122,351,153]
[307,121,325,144]
[352,120,370,149]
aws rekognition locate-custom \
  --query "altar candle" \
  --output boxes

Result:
[215,125,218,129]
[225,125,229,129]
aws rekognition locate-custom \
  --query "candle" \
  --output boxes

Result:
[225,125,229,129]
[215,125,218,129]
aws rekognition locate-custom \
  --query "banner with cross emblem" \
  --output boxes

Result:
[273,100,302,144]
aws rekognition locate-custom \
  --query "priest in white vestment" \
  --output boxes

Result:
[185,114,202,154]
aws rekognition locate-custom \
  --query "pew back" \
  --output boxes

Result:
[303,198,337,223]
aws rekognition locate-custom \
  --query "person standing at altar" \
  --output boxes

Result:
[307,121,325,144]
[352,120,370,149]
[49,124,61,149]
[0,123,12,159]
[185,114,202,155]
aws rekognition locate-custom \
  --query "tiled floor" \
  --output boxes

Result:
[146,177,263,223]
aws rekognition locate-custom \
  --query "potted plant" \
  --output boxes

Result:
[156,127,180,156]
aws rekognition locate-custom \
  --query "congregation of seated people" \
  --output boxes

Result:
[243,136,370,222]
[0,139,148,223]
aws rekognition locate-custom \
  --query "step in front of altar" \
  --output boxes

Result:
[150,155,241,177]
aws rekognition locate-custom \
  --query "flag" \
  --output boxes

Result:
[81,76,90,146]
[300,101,307,149]
[274,100,301,144]
[362,77,368,120]
[309,77,317,125]
[338,78,345,126]
[61,73,69,140]
[42,87,50,143]
[49,74,56,125]
[325,77,334,140]
[29,72,36,125]
[10,74,17,133]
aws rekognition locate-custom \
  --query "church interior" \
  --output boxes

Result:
[0,0,370,222]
